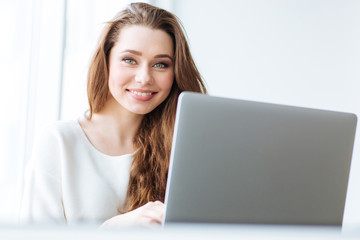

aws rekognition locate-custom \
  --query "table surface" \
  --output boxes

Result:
[1,223,360,240]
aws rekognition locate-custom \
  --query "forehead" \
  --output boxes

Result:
[113,25,174,56]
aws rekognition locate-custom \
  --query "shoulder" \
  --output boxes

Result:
[41,120,80,136]
[35,120,84,145]
[32,119,86,159]
[28,120,83,176]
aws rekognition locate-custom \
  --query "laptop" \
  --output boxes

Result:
[163,92,357,226]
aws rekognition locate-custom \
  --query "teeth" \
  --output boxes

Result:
[130,90,152,96]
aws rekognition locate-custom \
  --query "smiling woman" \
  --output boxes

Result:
[19,2,206,227]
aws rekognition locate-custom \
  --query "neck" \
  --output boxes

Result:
[92,98,144,147]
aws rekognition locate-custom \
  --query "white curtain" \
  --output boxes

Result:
[0,0,65,223]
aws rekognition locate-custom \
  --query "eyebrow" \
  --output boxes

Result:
[121,49,173,61]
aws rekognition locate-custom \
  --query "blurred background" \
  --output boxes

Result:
[0,0,359,230]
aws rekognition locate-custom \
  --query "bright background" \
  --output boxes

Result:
[0,0,359,230]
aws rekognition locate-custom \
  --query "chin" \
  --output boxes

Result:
[130,107,155,115]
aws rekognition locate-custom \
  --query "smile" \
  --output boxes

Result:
[129,90,153,96]
[127,89,157,102]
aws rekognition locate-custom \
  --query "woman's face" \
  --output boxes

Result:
[107,25,174,115]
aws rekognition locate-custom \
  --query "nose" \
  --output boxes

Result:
[135,65,153,85]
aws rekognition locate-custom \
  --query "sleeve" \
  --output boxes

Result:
[19,124,67,224]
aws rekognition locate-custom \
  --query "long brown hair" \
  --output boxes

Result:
[87,2,207,212]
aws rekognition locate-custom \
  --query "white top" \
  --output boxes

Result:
[20,120,133,225]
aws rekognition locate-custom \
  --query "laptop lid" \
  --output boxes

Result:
[164,92,357,226]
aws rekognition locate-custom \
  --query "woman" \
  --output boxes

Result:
[20,2,206,227]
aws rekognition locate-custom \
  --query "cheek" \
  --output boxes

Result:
[108,67,132,90]
[159,72,174,92]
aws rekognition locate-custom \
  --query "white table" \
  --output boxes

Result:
[1,223,360,240]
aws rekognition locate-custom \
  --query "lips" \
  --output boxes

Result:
[127,89,157,101]
[129,90,153,96]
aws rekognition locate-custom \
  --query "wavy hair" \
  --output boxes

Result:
[87,2,206,212]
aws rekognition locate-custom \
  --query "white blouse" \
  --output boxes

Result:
[20,120,133,226]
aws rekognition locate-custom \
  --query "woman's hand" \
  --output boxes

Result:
[100,201,165,228]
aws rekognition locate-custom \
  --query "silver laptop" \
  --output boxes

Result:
[163,92,357,226]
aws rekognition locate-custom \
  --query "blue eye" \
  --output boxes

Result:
[154,63,167,68]
[123,58,136,64]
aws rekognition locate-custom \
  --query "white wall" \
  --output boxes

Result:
[172,0,360,229]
